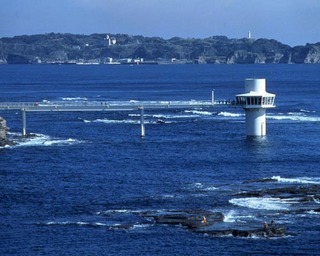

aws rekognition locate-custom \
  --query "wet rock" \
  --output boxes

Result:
[243,178,278,183]
[138,209,287,238]
[196,222,286,238]
[139,210,224,229]
[234,185,320,199]
[0,116,10,146]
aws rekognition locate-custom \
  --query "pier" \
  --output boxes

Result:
[0,78,276,137]
[0,97,234,138]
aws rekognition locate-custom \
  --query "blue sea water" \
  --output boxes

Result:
[0,64,320,255]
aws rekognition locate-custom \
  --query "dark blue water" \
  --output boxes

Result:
[1,64,320,255]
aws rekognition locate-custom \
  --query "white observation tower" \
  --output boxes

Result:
[235,78,275,136]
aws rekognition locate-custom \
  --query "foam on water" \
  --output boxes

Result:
[42,221,109,227]
[185,110,213,116]
[223,210,257,223]
[229,197,292,210]
[218,112,244,117]
[93,118,138,124]
[9,133,83,148]
[271,176,320,184]
[268,112,320,122]
[61,97,88,101]
[95,209,132,215]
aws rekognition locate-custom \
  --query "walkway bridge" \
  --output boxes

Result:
[0,97,235,137]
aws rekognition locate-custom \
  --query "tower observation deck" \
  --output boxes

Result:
[235,78,276,136]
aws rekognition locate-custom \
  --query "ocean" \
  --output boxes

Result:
[0,64,319,255]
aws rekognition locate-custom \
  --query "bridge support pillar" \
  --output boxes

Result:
[211,90,215,105]
[22,109,27,137]
[140,107,145,138]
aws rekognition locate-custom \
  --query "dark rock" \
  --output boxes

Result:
[235,184,320,198]
[0,116,11,146]
[138,209,287,238]
[243,177,278,183]
[140,210,224,229]
[196,223,287,238]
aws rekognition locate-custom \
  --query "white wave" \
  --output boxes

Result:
[300,109,316,113]
[194,182,203,188]
[223,210,237,223]
[229,197,291,210]
[268,113,320,122]
[218,112,244,117]
[185,110,213,116]
[10,133,83,148]
[44,221,89,226]
[223,210,256,223]
[44,221,108,227]
[203,186,218,191]
[61,97,88,101]
[93,118,138,124]
[96,209,131,215]
[271,176,320,184]
[307,210,320,215]
[93,222,108,226]
[187,182,217,191]
[312,197,320,204]
[129,223,152,230]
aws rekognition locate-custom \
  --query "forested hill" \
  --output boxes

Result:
[0,33,320,64]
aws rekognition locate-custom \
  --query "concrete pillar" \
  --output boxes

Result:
[140,107,145,138]
[22,109,27,136]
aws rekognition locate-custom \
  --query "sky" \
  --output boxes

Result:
[0,0,319,46]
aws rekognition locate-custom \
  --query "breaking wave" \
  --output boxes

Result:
[184,110,213,116]
[229,197,292,210]
[41,221,108,227]
[218,112,244,117]
[8,133,83,148]
[268,112,320,122]
[271,176,320,184]
[61,97,88,101]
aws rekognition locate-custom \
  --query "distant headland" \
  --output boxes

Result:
[0,33,319,64]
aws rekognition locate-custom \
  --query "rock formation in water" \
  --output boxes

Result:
[138,209,286,238]
[0,116,10,146]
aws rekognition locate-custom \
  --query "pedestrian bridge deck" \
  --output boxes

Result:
[0,100,234,111]
[0,99,235,137]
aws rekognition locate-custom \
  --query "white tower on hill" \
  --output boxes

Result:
[235,79,276,136]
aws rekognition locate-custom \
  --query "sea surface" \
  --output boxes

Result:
[0,64,320,255]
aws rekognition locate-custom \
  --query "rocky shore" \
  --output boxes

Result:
[104,181,320,239]
[0,116,10,146]
[138,209,286,238]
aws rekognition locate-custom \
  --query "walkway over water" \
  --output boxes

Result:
[0,99,233,111]
[0,99,234,137]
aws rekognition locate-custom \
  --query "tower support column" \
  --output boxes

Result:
[245,109,266,136]
[22,109,27,137]
[140,107,145,138]
[236,78,275,137]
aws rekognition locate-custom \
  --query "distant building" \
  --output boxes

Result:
[106,35,116,46]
